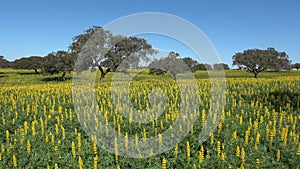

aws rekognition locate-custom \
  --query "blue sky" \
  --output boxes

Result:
[1,0,299,66]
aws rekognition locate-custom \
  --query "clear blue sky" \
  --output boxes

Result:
[1,0,299,66]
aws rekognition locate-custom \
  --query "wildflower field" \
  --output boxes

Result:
[0,69,300,168]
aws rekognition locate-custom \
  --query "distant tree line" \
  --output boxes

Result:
[0,55,11,68]
[148,52,231,79]
[0,26,299,80]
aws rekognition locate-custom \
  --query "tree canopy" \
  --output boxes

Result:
[42,50,75,81]
[182,57,198,70]
[292,63,300,70]
[0,56,11,68]
[13,56,43,74]
[71,26,156,83]
[232,47,291,78]
[149,51,189,80]
[213,63,230,70]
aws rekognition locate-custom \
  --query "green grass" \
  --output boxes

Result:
[1,68,299,86]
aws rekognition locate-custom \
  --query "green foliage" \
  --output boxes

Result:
[71,26,156,74]
[13,56,43,74]
[42,50,75,80]
[148,68,167,75]
[182,57,198,69]
[233,47,291,78]
[213,63,230,70]
[0,56,11,68]
[292,63,300,70]
[148,51,188,79]
[191,63,212,72]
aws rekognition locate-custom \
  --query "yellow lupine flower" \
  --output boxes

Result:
[94,155,98,169]
[114,137,119,162]
[125,132,128,151]
[162,158,167,169]
[1,144,4,153]
[61,126,66,139]
[142,128,147,143]
[6,130,10,143]
[221,152,226,161]
[40,118,44,135]
[54,146,59,156]
[198,146,204,163]
[27,140,31,154]
[241,148,245,164]
[210,133,214,145]
[160,120,164,129]
[13,154,17,167]
[78,156,83,169]
[148,149,153,164]
[244,129,250,146]
[92,142,97,156]
[55,124,59,135]
[239,116,243,125]
[51,134,55,146]
[77,133,82,152]
[236,146,240,157]
[217,141,221,157]
[256,158,260,168]
[71,141,76,158]
[270,130,274,148]
[202,109,206,126]
[31,122,36,136]
[45,135,49,143]
[117,123,121,136]
[55,163,59,169]
[276,149,280,162]
[186,141,190,161]
[232,131,237,140]
[158,134,162,148]
[174,144,178,158]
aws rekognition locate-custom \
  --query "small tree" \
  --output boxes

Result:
[148,51,188,80]
[42,50,75,80]
[182,57,198,69]
[149,68,167,75]
[292,63,300,70]
[190,63,212,72]
[181,57,214,72]
[233,47,291,78]
[213,63,230,70]
[13,56,43,74]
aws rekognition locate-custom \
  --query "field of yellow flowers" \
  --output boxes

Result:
[0,69,299,168]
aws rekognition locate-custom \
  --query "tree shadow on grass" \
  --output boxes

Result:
[268,90,299,111]
[18,72,39,75]
[41,76,72,82]
[242,90,299,111]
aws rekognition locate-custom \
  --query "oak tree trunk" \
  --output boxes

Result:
[34,68,39,74]
[62,70,66,81]
[98,66,110,84]
[254,72,258,78]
